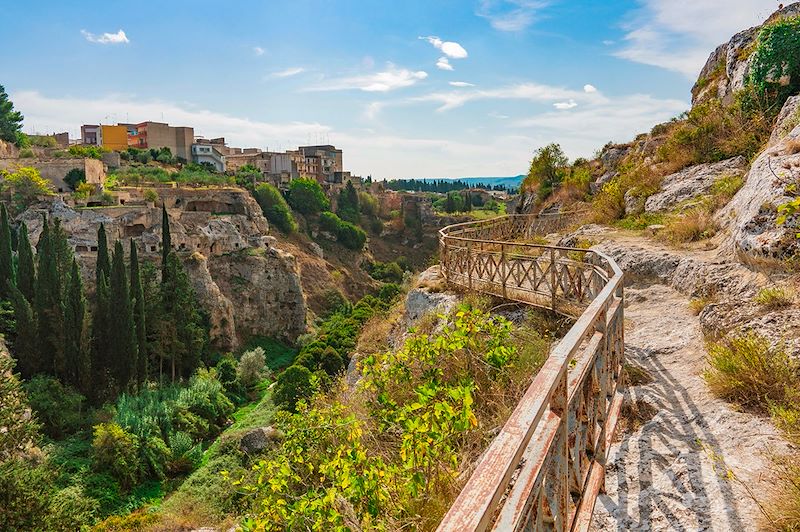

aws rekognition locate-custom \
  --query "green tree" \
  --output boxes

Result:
[95,223,110,289]
[160,252,205,381]
[8,284,36,378]
[63,168,86,191]
[287,178,330,215]
[34,215,64,378]
[130,240,147,390]
[254,183,297,233]
[445,192,456,213]
[109,240,137,391]
[463,191,472,212]
[0,204,14,300]
[524,143,568,200]
[63,259,88,392]
[0,85,24,145]
[161,204,171,279]
[91,270,110,393]
[336,180,360,223]
[16,223,35,303]
[1,167,55,209]
[273,364,315,412]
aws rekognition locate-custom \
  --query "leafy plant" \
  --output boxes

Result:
[254,183,296,233]
[754,286,793,309]
[287,178,329,215]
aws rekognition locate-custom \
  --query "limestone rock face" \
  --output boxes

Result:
[644,156,748,213]
[185,253,238,351]
[209,248,307,343]
[403,266,457,328]
[720,100,800,261]
[692,3,800,105]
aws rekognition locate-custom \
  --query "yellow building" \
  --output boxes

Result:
[100,125,129,151]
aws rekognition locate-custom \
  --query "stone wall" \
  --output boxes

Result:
[0,157,106,193]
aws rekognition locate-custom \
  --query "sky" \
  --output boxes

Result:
[0,0,782,179]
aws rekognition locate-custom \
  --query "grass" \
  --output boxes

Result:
[623,363,654,386]
[659,208,717,243]
[239,336,297,371]
[689,295,715,315]
[615,212,665,231]
[754,286,794,310]
[616,398,658,438]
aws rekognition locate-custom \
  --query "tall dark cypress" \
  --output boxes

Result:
[64,259,88,391]
[109,240,137,390]
[130,240,147,390]
[34,215,64,378]
[8,283,36,378]
[161,204,171,279]
[0,204,14,299]
[16,223,35,303]
[92,270,110,390]
[96,223,110,289]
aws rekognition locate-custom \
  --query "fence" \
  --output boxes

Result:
[437,213,625,532]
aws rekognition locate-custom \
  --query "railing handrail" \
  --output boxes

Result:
[437,213,624,532]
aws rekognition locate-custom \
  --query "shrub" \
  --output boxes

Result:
[237,347,268,388]
[92,423,140,489]
[74,181,94,199]
[254,183,296,233]
[143,188,159,203]
[1,166,55,208]
[0,354,40,461]
[754,286,793,309]
[68,145,105,159]
[23,375,87,438]
[366,260,405,283]
[0,458,54,530]
[18,148,34,158]
[272,365,316,412]
[287,178,329,215]
[704,333,799,410]
[64,168,86,191]
[660,208,716,243]
[319,211,367,250]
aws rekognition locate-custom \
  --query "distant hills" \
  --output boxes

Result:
[401,175,525,189]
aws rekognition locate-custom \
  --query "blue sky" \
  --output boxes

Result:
[0,0,780,179]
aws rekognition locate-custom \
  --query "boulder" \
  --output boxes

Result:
[239,426,283,454]
[644,156,748,213]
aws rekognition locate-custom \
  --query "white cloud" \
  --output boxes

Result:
[615,0,775,78]
[364,102,385,120]
[253,46,266,56]
[308,64,428,92]
[420,36,468,59]
[583,84,597,93]
[476,0,549,32]
[488,111,509,119]
[450,81,475,87]
[270,67,305,78]
[436,57,454,71]
[414,82,605,112]
[81,29,129,44]
[553,99,577,110]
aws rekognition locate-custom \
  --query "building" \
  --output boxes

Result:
[100,125,129,151]
[192,138,227,172]
[81,125,101,146]
[129,122,194,161]
[294,145,343,183]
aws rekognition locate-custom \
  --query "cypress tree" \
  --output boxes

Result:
[161,204,171,279]
[109,240,137,390]
[92,270,110,392]
[16,222,34,303]
[96,223,110,289]
[34,214,64,378]
[8,282,36,378]
[0,204,13,299]
[52,218,74,296]
[160,251,204,381]
[130,240,147,390]
[64,259,88,392]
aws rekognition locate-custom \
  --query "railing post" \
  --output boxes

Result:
[467,239,473,290]
[441,237,449,283]
[550,248,557,313]
[551,369,569,529]
[501,243,507,299]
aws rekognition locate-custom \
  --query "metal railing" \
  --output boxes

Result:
[437,214,625,532]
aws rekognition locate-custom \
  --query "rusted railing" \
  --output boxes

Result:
[438,214,624,532]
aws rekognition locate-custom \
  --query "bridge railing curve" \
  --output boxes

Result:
[437,213,625,532]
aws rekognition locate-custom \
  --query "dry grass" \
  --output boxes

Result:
[689,295,715,315]
[762,455,800,531]
[785,138,800,156]
[754,286,794,310]
[615,398,658,440]
[659,208,717,243]
[623,363,654,386]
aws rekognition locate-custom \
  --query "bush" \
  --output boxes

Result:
[366,260,405,283]
[74,181,94,200]
[705,333,799,410]
[18,148,34,158]
[24,375,87,438]
[92,423,140,489]
[319,211,366,250]
[754,286,793,309]
[0,458,54,530]
[254,183,296,233]
[143,188,159,203]
[272,365,316,412]
[68,145,105,159]
[660,208,716,243]
[287,178,329,215]
[237,347,268,388]
[64,168,86,191]
[1,166,55,208]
